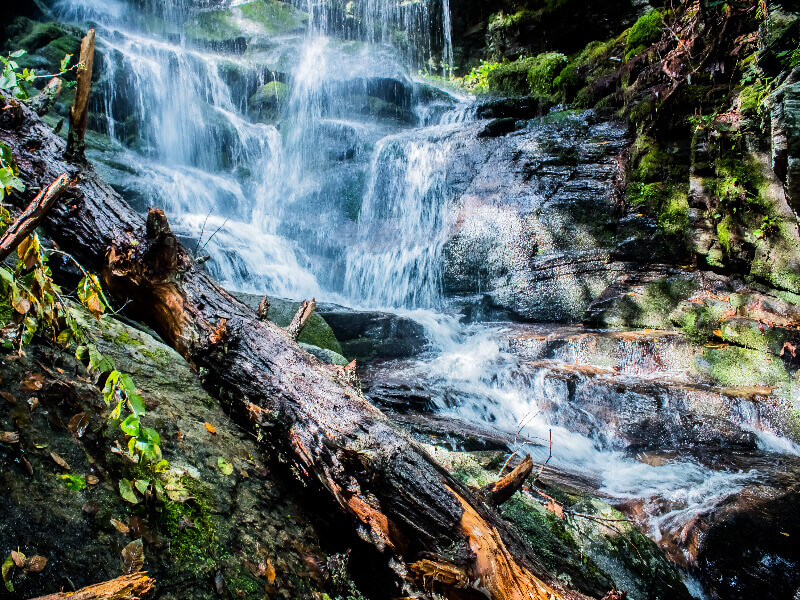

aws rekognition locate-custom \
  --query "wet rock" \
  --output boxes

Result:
[317,306,427,362]
[299,342,349,366]
[478,117,519,138]
[184,0,308,46]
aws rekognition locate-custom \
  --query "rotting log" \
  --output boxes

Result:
[0,173,69,262]
[0,96,587,600]
[65,29,95,160]
[482,455,534,506]
[286,298,316,340]
[27,573,155,600]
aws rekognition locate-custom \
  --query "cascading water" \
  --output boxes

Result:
[37,0,800,595]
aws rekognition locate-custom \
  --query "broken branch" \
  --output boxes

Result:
[27,573,155,600]
[286,298,316,340]
[0,173,69,262]
[482,455,534,506]
[66,29,95,160]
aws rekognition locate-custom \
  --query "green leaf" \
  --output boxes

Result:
[110,400,123,421]
[88,345,115,373]
[138,427,160,446]
[217,457,233,476]
[127,392,146,418]
[120,414,140,437]
[60,474,87,491]
[2,555,13,592]
[118,479,139,504]
[119,373,137,395]
[60,53,72,71]
[134,479,149,494]
[0,266,13,286]
[153,459,169,473]
[10,50,25,58]
[102,370,119,404]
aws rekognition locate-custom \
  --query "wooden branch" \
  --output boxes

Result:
[286,298,316,340]
[27,573,155,600]
[256,295,270,320]
[482,455,533,506]
[66,29,95,160]
[0,174,69,262]
[30,77,63,116]
[0,100,583,600]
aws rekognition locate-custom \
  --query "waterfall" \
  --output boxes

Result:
[49,0,456,299]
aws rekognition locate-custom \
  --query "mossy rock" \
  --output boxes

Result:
[5,18,82,76]
[526,52,568,99]
[185,0,308,43]
[299,342,349,366]
[265,297,343,355]
[696,345,791,387]
[487,58,535,96]
[625,10,663,61]
[249,80,289,106]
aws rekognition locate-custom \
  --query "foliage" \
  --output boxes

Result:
[526,52,568,99]
[625,10,663,61]
[0,49,75,100]
[463,60,502,93]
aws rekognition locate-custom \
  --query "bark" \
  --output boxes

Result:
[0,174,69,262]
[27,574,155,600]
[30,77,63,116]
[0,97,586,600]
[482,456,534,506]
[66,29,95,160]
[286,298,316,340]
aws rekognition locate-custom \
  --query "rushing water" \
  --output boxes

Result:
[43,0,800,593]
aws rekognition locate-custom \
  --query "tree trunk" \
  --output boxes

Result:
[27,574,155,600]
[0,97,585,600]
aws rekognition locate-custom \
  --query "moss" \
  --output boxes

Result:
[227,571,263,600]
[487,58,535,96]
[238,0,308,35]
[716,214,734,254]
[265,298,343,355]
[671,299,730,344]
[698,345,790,387]
[625,10,663,61]
[0,289,13,327]
[158,477,222,575]
[60,474,87,491]
[487,10,538,32]
[658,185,690,236]
[608,276,699,330]
[250,81,289,106]
[527,52,568,99]
[115,331,144,347]
[185,9,241,42]
[139,347,171,362]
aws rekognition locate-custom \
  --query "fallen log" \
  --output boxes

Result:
[482,455,534,506]
[27,573,155,600]
[0,96,586,600]
[0,173,69,262]
[29,77,63,116]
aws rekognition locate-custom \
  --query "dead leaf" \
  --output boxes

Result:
[209,319,227,345]
[205,422,217,435]
[21,457,33,476]
[0,392,17,404]
[49,452,70,470]
[178,516,196,531]
[10,552,25,568]
[713,329,723,338]
[68,412,90,438]
[25,556,47,573]
[82,501,100,516]
[0,432,20,444]
[265,558,275,584]
[110,518,130,534]
[546,502,565,519]
[27,397,39,412]
[20,373,45,392]
[86,475,99,485]
[781,341,797,358]
[121,539,144,574]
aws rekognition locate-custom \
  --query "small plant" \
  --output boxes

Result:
[463,60,501,93]
[754,215,779,239]
[0,50,77,100]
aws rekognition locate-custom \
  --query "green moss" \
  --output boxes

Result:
[716,214,734,253]
[658,185,689,236]
[487,10,537,32]
[625,10,663,61]
[699,346,790,387]
[185,9,241,42]
[139,347,171,362]
[487,58,535,96]
[527,52,568,99]
[227,571,263,600]
[158,477,221,575]
[238,0,308,34]
[608,276,699,330]
[0,289,13,327]
[115,331,144,347]
[250,81,289,106]
[671,299,730,344]
[60,474,87,491]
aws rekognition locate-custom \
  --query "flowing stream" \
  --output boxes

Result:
[47,0,800,594]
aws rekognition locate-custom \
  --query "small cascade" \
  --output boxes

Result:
[343,126,461,308]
